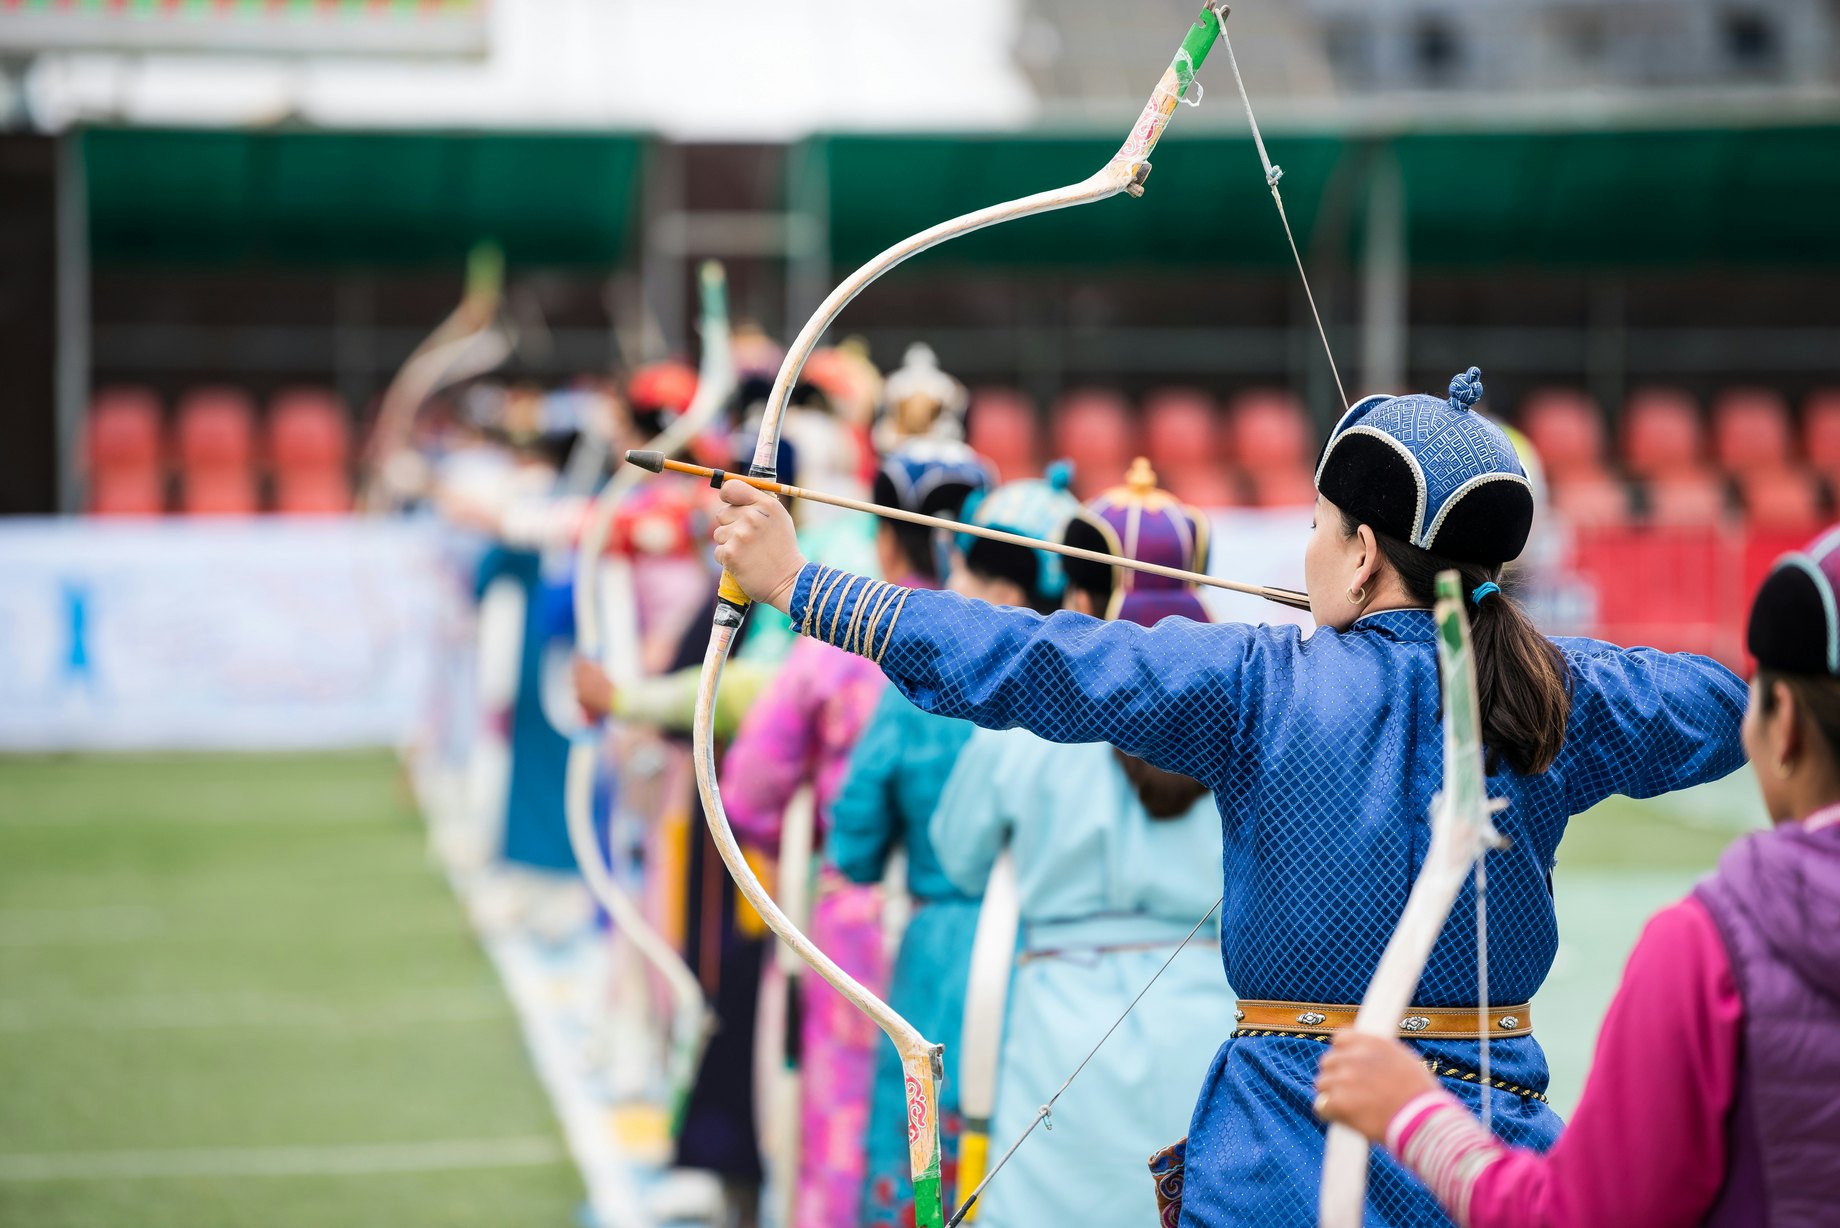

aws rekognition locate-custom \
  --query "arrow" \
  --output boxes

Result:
[624,449,1311,613]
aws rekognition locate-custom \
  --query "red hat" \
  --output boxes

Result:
[626,361,698,414]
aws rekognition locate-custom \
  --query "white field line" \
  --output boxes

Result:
[0,905,164,945]
[410,756,659,1228]
[0,1136,565,1182]
[0,986,509,1033]
[478,928,655,1228]
[0,910,462,948]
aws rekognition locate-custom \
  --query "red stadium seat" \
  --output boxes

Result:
[966,387,1041,482]
[1736,467,1821,531]
[1243,465,1316,508]
[88,387,164,471]
[1052,388,1138,497]
[1161,463,1239,509]
[1143,388,1222,474]
[1621,388,1704,478]
[1712,388,1792,474]
[269,387,352,471]
[275,471,354,516]
[87,387,168,516]
[1643,472,1728,524]
[1229,389,1312,471]
[89,470,166,517]
[1803,389,1840,475]
[1548,468,1631,525]
[1519,388,1606,479]
[179,469,259,517]
[176,387,257,471]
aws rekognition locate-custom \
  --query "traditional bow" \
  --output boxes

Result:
[564,261,733,1124]
[1317,573,1506,1227]
[361,242,515,513]
[691,8,1231,1225]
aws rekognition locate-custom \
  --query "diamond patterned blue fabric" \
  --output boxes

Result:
[788,564,1748,1226]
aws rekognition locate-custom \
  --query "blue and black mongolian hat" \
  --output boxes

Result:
[874,438,997,579]
[873,438,995,521]
[1749,526,1840,676]
[1314,366,1534,567]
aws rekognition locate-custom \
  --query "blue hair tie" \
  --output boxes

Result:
[1471,580,1500,606]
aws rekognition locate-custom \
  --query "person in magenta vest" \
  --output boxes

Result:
[1315,525,1840,1227]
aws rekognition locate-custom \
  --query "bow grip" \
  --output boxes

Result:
[716,568,752,614]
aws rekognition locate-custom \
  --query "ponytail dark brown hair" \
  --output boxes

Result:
[1112,749,1209,820]
[1342,510,1571,776]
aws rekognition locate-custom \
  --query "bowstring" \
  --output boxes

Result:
[1221,0,1504,1151]
[955,19,1377,1222]
[1216,14,1350,411]
[944,895,1223,1228]
[1476,855,1493,1133]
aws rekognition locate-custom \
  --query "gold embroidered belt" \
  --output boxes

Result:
[1233,998,1533,1040]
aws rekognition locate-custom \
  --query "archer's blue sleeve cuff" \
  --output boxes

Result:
[788,563,915,662]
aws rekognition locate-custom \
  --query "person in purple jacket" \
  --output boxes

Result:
[1316,524,1840,1227]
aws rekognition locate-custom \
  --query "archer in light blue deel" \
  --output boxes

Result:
[712,366,1748,1227]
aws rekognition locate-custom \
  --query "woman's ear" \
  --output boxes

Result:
[1351,522,1383,592]
[1773,678,1806,768]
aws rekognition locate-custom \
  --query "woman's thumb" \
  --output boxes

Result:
[718,477,760,506]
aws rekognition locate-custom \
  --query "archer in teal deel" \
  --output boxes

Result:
[710,367,1748,1227]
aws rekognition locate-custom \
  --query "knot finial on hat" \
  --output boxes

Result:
[1045,458,1076,493]
[1448,367,1484,412]
[1125,456,1158,495]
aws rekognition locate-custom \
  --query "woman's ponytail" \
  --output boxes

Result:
[1468,581,1572,775]
[1345,511,1572,775]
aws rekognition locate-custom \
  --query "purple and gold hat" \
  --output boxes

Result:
[1063,457,1211,628]
[1749,526,1840,675]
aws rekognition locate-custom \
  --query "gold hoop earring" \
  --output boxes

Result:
[1346,585,1367,606]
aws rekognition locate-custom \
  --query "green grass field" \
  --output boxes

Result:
[0,752,585,1228]
[0,750,1767,1226]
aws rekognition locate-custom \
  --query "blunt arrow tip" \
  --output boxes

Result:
[624,449,666,473]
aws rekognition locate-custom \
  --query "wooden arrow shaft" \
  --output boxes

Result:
[625,451,1312,613]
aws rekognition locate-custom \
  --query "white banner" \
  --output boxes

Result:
[0,518,459,751]
[1202,507,1315,633]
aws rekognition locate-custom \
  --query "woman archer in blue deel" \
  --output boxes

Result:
[710,367,1748,1228]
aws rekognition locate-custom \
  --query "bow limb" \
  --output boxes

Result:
[955,849,1022,1220]
[1319,573,1505,1228]
[563,261,732,1124]
[573,260,736,689]
[361,243,512,512]
[742,5,1228,479]
[697,9,1231,1225]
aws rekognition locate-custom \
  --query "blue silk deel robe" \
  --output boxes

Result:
[787,566,1748,1228]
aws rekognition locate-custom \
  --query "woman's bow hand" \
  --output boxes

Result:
[712,479,806,615]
